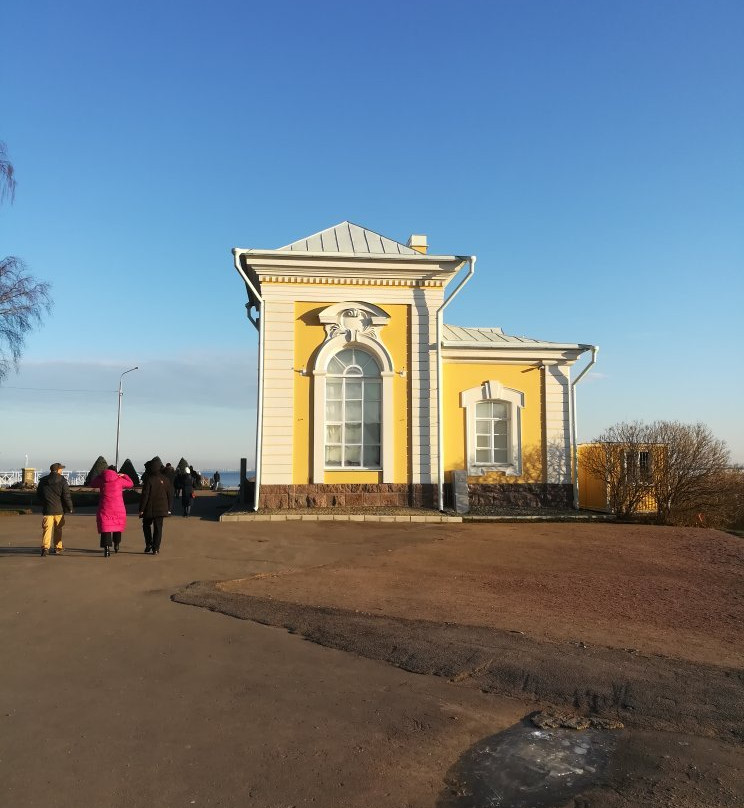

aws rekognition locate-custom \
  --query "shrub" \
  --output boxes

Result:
[85,456,109,486]
[119,458,140,486]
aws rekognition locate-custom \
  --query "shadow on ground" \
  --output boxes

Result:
[173,582,744,741]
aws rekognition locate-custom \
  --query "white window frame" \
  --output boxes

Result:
[460,381,524,476]
[323,349,382,471]
[311,314,395,483]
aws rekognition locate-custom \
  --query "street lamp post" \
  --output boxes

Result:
[115,366,139,470]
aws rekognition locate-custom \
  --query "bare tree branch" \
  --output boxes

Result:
[0,140,53,382]
[0,141,16,204]
[0,256,53,382]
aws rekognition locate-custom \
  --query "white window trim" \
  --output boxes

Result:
[460,380,525,476]
[323,355,383,472]
[312,331,394,484]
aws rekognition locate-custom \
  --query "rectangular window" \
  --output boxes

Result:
[624,450,652,482]
[474,400,510,465]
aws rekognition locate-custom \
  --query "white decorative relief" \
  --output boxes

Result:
[318,301,390,345]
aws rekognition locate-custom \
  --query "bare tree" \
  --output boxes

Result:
[647,420,732,527]
[0,141,52,382]
[583,419,734,526]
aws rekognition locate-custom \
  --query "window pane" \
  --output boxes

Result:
[326,445,342,465]
[475,449,490,463]
[326,424,342,443]
[364,400,381,423]
[345,366,363,377]
[345,445,361,466]
[345,400,362,421]
[327,380,342,399]
[346,381,362,400]
[336,349,354,367]
[364,381,381,402]
[328,357,345,374]
[326,400,342,421]
[363,423,380,443]
[476,420,490,435]
[357,352,379,375]
[493,422,507,436]
[475,402,490,418]
[363,445,380,467]
[346,422,362,443]
[493,433,508,450]
[492,402,507,419]
[476,434,490,448]
[493,449,508,464]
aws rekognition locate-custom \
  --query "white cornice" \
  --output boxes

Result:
[239,252,466,281]
[443,346,589,363]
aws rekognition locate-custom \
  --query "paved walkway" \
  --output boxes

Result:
[0,502,519,808]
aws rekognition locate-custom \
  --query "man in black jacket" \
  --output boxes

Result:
[37,463,74,557]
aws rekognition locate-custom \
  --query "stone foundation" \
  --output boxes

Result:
[257,483,438,510]
[467,483,573,509]
[251,482,572,510]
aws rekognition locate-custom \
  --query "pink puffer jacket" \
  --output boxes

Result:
[89,469,134,533]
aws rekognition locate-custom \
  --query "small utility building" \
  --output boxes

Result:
[233,222,596,511]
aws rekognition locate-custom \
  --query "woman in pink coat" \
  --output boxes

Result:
[89,466,134,557]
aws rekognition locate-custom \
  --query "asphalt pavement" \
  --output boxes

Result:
[0,500,521,808]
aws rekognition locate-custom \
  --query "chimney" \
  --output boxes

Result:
[407,234,428,254]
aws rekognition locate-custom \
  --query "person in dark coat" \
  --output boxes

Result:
[37,462,74,556]
[173,468,184,499]
[138,457,173,554]
[181,467,194,517]
[163,462,176,488]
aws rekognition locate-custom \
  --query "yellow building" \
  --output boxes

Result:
[233,222,596,511]
[578,443,662,513]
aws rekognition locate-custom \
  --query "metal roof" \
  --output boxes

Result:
[278,221,420,255]
[442,324,586,349]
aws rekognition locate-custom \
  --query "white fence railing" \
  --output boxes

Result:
[0,470,88,488]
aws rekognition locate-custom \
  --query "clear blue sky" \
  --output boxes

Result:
[2,0,743,470]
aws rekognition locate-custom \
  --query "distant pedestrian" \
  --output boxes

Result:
[89,465,134,557]
[163,462,176,488]
[174,468,184,499]
[37,463,73,557]
[181,467,194,517]
[212,470,221,491]
[138,457,173,555]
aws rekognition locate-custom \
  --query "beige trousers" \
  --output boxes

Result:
[41,515,65,551]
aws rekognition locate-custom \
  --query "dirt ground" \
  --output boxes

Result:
[179,520,744,806]
[2,504,743,807]
[219,523,744,668]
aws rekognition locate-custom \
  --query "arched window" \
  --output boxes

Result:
[325,348,381,468]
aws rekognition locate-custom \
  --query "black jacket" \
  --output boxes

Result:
[37,473,73,515]
[139,459,173,518]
